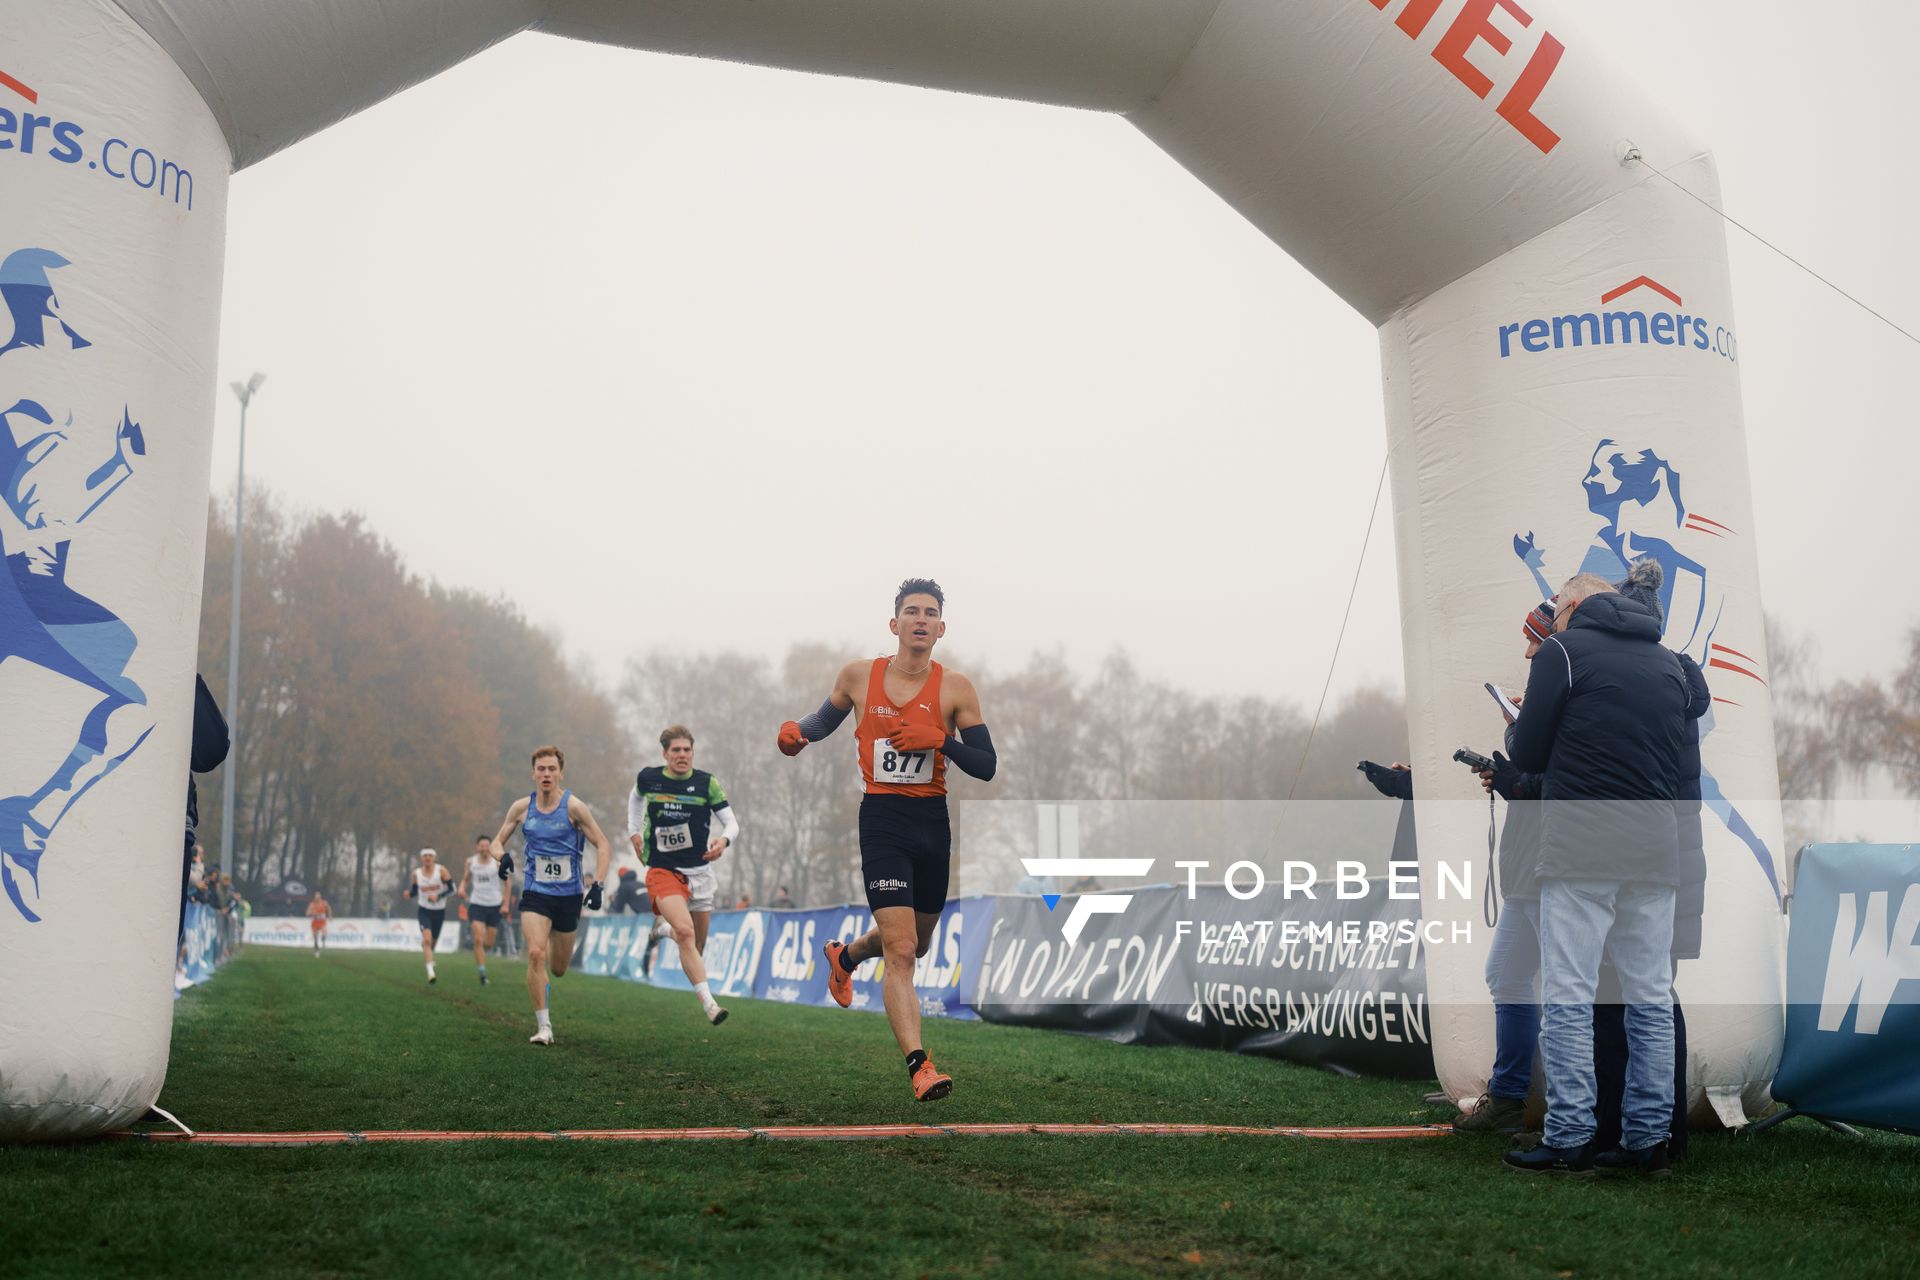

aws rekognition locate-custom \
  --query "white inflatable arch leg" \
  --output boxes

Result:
[0,0,1782,1139]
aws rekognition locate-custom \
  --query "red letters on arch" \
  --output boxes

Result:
[1369,0,1563,154]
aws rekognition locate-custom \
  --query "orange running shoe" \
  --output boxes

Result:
[911,1057,953,1102]
[823,940,854,1009]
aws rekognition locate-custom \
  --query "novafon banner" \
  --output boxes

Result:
[245,916,460,953]
[0,2,233,1139]
[977,883,1435,1079]
[1774,845,1920,1135]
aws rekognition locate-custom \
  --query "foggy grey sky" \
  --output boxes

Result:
[210,0,1918,715]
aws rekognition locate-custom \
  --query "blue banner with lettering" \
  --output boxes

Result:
[1774,843,1920,1135]
[176,900,228,989]
[574,898,998,1019]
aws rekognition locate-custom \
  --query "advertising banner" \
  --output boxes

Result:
[572,900,998,1020]
[176,901,227,987]
[575,914,655,982]
[245,916,459,953]
[977,883,1434,1079]
[756,899,996,1020]
[1774,844,1920,1135]
[628,909,768,999]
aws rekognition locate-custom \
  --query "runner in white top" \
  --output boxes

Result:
[458,835,506,986]
[403,848,455,984]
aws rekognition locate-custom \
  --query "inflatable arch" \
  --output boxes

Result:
[2,0,1784,1139]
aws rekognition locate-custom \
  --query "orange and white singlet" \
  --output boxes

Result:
[855,657,948,797]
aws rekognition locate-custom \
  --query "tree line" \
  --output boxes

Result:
[197,495,1915,913]
[196,495,625,913]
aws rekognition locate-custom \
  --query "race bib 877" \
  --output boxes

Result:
[873,739,935,785]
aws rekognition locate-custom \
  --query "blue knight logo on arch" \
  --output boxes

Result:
[1510,437,1780,902]
[0,245,152,922]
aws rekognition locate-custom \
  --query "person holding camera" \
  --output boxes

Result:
[1495,572,1694,1177]
[1453,599,1556,1135]
[1358,759,1417,868]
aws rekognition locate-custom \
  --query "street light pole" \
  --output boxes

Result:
[221,373,265,891]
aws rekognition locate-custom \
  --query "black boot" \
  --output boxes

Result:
[1503,1139,1596,1176]
[1594,1141,1672,1179]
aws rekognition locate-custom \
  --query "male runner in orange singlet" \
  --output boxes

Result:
[777,578,998,1100]
[306,889,331,956]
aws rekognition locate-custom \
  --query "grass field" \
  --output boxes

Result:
[4,947,1917,1279]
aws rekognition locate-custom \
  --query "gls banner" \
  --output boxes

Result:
[757,900,995,1020]
[575,900,996,1020]
[1774,844,1920,1134]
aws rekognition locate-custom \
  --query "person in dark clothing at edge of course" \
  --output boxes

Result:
[1493,569,1697,1178]
[1452,597,1557,1136]
[1591,560,1710,1161]
[182,675,230,942]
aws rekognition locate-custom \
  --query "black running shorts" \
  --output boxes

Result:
[468,903,502,928]
[858,794,951,915]
[416,907,446,942]
[522,890,583,933]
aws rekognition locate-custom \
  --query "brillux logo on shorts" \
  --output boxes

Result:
[869,877,909,893]
[1020,857,1155,946]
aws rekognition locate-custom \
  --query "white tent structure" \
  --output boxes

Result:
[1,0,1784,1139]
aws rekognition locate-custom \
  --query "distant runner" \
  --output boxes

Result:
[631,724,740,1024]
[403,848,455,984]
[305,889,331,956]
[459,834,505,986]
[489,746,614,1046]
[777,578,998,1100]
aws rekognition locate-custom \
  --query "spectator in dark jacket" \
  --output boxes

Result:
[1500,573,1692,1176]
[1455,599,1554,1134]
[181,676,230,940]
[610,867,649,915]
[1591,561,1711,1159]
[1358,760,1416,869]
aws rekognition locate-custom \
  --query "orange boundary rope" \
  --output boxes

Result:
[111,1123,1452,1147]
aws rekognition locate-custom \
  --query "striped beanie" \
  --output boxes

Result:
[1522,598,1557,645]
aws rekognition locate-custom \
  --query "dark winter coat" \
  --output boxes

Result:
[1671,654,1710,959]
[1496,721,1545,902]
[1509,593,1692,886]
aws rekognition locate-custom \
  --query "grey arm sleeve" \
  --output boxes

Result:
[942,723,997,781]
[797,696,851,742]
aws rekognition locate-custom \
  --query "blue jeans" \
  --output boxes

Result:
[1482,897,1541,1100]
[1538,878,1675,1151]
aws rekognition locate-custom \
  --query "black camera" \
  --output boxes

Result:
[1452,747,1496,773]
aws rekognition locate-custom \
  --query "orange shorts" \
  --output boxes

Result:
[645,866,689,902]
[645,864,716,912]
[310,918,327,931]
